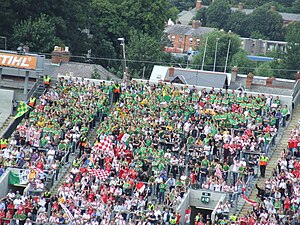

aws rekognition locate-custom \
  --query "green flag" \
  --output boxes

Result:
[8,170,29,185]
[9,172,20,185]
[15,101,30,118]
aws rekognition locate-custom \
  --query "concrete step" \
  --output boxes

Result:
[0,115,15,137]
[238,109,300,217]
[50,119,102,195]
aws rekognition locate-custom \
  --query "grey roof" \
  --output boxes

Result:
[169,69,227,88]
[166,25,215,36]
[178,9,197,25]
[279,12,300,22]
[231,7,253,15]
[178,6,300,26]
[232,7,300,22]
[44,60,120,80]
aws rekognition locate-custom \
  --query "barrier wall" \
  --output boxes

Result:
[0,169,10,199]
[176,189,226,224]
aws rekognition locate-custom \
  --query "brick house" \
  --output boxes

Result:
[164,22,215,53]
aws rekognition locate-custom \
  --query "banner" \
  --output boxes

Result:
[9,170,30,185]
[15,101,30,118]
[0,53,37,69]
[59,202,75,222]
[241,194,258,207]
[9,172,20,185]
[19,170,30,185]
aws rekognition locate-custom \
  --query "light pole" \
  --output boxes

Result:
[224,39,231,73]
[201,37,208,70]
[0,36,7,50]
[118,37,127,81]
[213,38,220,72]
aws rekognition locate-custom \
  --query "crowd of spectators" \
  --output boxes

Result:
[0,77,294,225]
[233,125,300,225]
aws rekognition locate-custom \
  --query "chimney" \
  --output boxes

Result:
[51,46,61,65]
[23,45,29,53]
[266,77,274,86]
[51,46,71,65]
[295,71,300,80]
[61,46,71,63]
[169,67,175,77]
[238,2,243,11]
[192,20,201,29]
[196,0,202,11]
[246,72,254,89]
[271,5,276,12]
[231,66,239,82]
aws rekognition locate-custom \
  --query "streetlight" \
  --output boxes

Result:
[213,38,220,72]
[118,37,127,81]
[0,36,7,50]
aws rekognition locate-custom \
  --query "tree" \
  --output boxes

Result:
[192,30,241,72]
[292,0,300,13]
[254,62,275,77]
[225,11,249,37]
[12,14,60,53]
[246,6,283,40]
[169,0,196,11]
[206,0,231,29]
[283,22,300,78]
[230,50,256,75]
[126,32,163,78]
[120,0,171,39]
[90,0,123,58]
[194,7,207,27]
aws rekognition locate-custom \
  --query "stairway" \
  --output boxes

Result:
[0,115,15,137]
[33,76,46,98]
[238,107,300,216]
[50,120,101,196]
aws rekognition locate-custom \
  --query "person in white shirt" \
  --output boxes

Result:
[47,147,55,163]
[24,218,33,225]
[155,176,163,198]
[232,158,241,184]
[7,190,15,199]
[240,158,246,167]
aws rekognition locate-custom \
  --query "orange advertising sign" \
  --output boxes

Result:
[0,53,37,70]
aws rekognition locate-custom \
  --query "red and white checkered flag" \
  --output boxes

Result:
[90,169,110,180]
[115,143,126,156]
[94,137,113,152]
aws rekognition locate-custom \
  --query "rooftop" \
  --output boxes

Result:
[166,24,215,36]
[150,65,296,96]
[44,59,120,80]
[229,75,295,96]
[178,5,300,25]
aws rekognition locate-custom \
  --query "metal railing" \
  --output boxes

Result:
[26,81,38,100]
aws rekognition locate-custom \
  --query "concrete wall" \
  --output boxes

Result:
[0,89,14,115]
[57,75,121,84]
[176,189,226,224]
[0,89,14,128]
[176,189,191,224]
[0,169,10,199]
